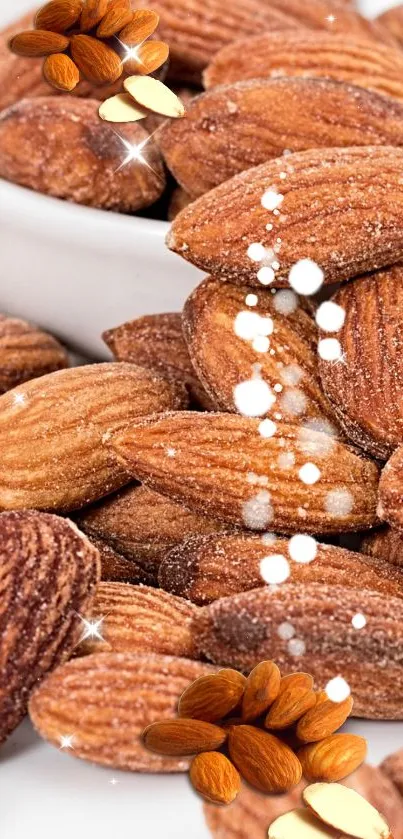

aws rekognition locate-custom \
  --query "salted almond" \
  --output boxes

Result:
[43,53,80,91]
[296,692,353,743]
[265,0,395,45]
[98,92,148,122]
[96,5,133,36]
[178,673,244,722]
[119,9,160,44]
[35,0,83,32]
[299,734,367,782]
[0,314,68,393]
[242,661,281,722]
[268,809,338,839]
[89,536,152,585]
[9,30,70,56]
[228,725,302,794]
[143,719,226,755]
[265,673,316,730]
[70,34,122,84]
[361,527,403,569]
[168,187,193,221]
[190,752,241,804]
[303,782,392,838]
[124,76,185,117]
[126,40,169,75]
[80,0,108,30]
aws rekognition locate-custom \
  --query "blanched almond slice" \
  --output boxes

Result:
[303,783,392,839]
[124,75,185,118]
[268,809,337,838]
[98,93,148,123]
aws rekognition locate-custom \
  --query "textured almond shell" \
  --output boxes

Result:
[178,673,244,721]
[143,718,226,755]
[88,535,152,585]
[262,0,395,45]
[35,0,83,32]
[0,314,68,393]
[190,751,241,804]
[265,673,316,729]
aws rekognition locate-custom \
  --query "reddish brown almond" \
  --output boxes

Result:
[158,533,403,605]
[296,691,353,743]
[204,31,403,99]
[79,582,198,658]
[167,146,403,288]
[190,752,241,804]
[80,0,108,30]
[228,725,302,794]
[378,5,403,48]
[381,748,403,797]
[319,267,403,460]
[96,5,133,37]
[265,673,316,729]
[29,653,216,771]
[119,9,160,44]
[0,363,186,513]
[43,53,80,91]
[242,661,281,721]
[159,78,403,199]
[113,412,380,534]
[361,527,403,569]
[168,186,193,221]
[379,446,403,531]
[178,673,245,721]
[35,0,83,32]
[193,583,403,719]
[143,719,226,755]
[9,29,70,57]
[0,510,100,744]
[89,536,153,585]
[103,312,217,410]
[70,34,122,84]
[298,734,367,782]
[182,276,339,428]
[0,314,68,393]
[76,484,225,582]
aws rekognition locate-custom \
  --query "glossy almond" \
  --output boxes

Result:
[80,0,108,30]
[218,669,247,691]
[167,147,403,289]
[265,673,316,729]
[178,673,244,722]
[190,752,241,804]
[361,527,403,569]
[299,734,367,782]
[228,725,302,793]
[9,29,70,56]
[241,661,281,721]
[35,0,83,32]
[296,692,353,743]
[143,719,226,755]
[0,363,186,513]
[96,5,133,36]
[125,39,169,75]
[0,314,68,393]
[43,53,80,90]
[70,34,122,84]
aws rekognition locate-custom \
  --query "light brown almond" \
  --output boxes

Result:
[119,9,159,44]
[143,719,226,755]
[35,0,83,32]
[241,660,281,721]
[0,313,68,392]
[265,673,316,730]
[296,692,353,743]
[379,446,403,531]
[218,669,247,691]
[9,29,70,57]
[178,673,244,722]
[125,39,169,75]
[190,752,241,804]
[228,725,302,794]
[43,53,80,91]
[70,34,122,84]
[80,0,108,30]
[266,0,395,45]
[303,781,391,838]
[96,5,133,36]
[361,527,403,569]
[299,735,367,782]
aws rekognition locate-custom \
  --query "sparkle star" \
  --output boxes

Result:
[60,735,75,750]
[113,128,166,179]
[13,392,26,405]
[80,616,104,642]
[110,778,119,786]
[166,447,176,457]
[326,14,336,23]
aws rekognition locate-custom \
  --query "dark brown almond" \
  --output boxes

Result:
[143,718,226,755]
[35,0,83,32]
[9,30,70,57]
[178,673,245,721]
[379,446,403,531]
[167,146,403,289]
[158,533,403,605]
[193,583,403,718]
[241,660,281,721]
[168,186,193,221]
[265,673,316,729]
[89,535,153,584]
[0,314,68,392]
[361,527,403,569]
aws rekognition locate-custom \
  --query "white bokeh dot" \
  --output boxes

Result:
[288,534,317,564]
[272,289,298,315]
[261,189,284,211]
[325,676,351,703]
[247,243,266,262]
[289,259,324,295]
[352,613,367,630]
[299,463,321,485]
[245,293,258,307]
[234,311,262,340]
[234,377,276,417]
[260,554,290,584]
[288,638,306,657]
[258,419,277,438]
[242,491,273,530]
[316,301,346,332]
[325,488,354,517]
[318,337,343,361]
[278,622,295,641]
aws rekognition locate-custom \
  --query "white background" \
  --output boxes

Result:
[1,0,403,836]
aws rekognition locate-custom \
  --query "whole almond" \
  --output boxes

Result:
[265,673,316,730]
[167,147,403,289]
[9,29,70,56]
[381,748,403,796]
[35,0,83,32]
[296,692,353,743]
[70,34,122,84]
[178,673,245,721]
[299,734,367,782]
[265,0,394,44]
[78,582,199,658]
[218,669,247,691]
[80,0,108,30]
[0,363,186,513]
[96,5,133,37]
[29,653,216,771]
[143,719,226,755]
[125,39,169,75]
[228,725,302,793]
[119,9,160,44]
[0,313,68,393]
[89,536,153,584]
[0,510,100,744]
[190,752,241,804]
[361,527,403,569]
[113,412,380,534]
[193,583,403,719]
[43,53,80,91]
[242,660,281,721]
[379,447,403,531]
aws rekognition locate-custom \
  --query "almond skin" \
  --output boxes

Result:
[35,0,83,32]
[265,673,316,730]
[9,30,70,57]
[126,39,169,75]
[296,692,354,743]
[89,536,153,585]
[298,734,367,782]
[29,653,216,772]
[241,660,281,721]
[178,673,245,722]
[264,0,395,45]
[119,10,160,45]
[218,669,247,691]
[96,5,133,36]
[167,146,403,289]
[143,719,226,755]
[361,527,403,569]
[113,412,380,534]
[193,583,403,719]
[70,34,122,84]
[80,0,108,31]
[0,313,68,393]
[43,53,80,91]
[0,363,186,513]
[228,725,302,794]
[190,752,241,804]
[0,510,100,744]
[378,6,403,48]
[159,78,403,199]
[379,446,403,531]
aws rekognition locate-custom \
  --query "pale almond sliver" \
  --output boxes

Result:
[124,76,186,118]
[98,93,148,123]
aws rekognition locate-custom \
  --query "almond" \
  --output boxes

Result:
[124,76,185,118]
[43,53,80,91]
[178,673,245,721]
[319,267,403,460]
[0,313,68,393]
[296,692,353,743]
[76,484,225,582]
[35,0,83,32]
[190,752,241,804]
[89,535,153,584]
[241,660,281,721]
[381,748,403,797]
[204,31,403,99]
[143,719,226,755]
[29,653,216,771]
[125,39,169,75]
[265,673,316,730]
[112,412,380,534]
[98,92,148,122]
[379,447,403,531]
[265,0,395,45]
[303,781,391,838]
[70,34,122,84]
[168,186,192,221]
[361,527,403,569]
[228,725,302,793]
[182,276,339,428]
[0,98,165,211]
[193,583,403,718]
[0,510,100,744]
[119,9,160,45]
[0,362,186,513]
[158,533,403,605]
[79,582,199,658]
[378,6,403,48]
[103,312,216,410]
[268,809,338,839]
[167,146,403,289]
[96,5,133,36]
[218,669,247,691]
[9,29,70,57]
[298,735,367,782]
[80,0,108,31]
[159,78,403,199]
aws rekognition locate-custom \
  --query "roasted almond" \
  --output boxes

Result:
[218,669,247,691]
[167,146,403,289]
[0,11,52,111]
[378,5,403,48]
[379,446,403,531]
[9,29,70,57]
[266,0,395,45]
[144,719,226,755]
[70,34,122,84]
[381,748,403,797]
[265,673,316,730]
[178,673,245,722]
[296,691,353,743]
[303,781,392,838]
[119,9,160,44]
[228,725,302,794]
[96,4,133,36]
[89,535,153,584]
[241,660,281,721]
[80,0,108,30]
[43,53,80,91]
[125,39,169,75]
[298,734,367,782]
[0,313,68,393]
[190,752,241,804]
[168,186,192,221]
[35,0,83,32]
[361,526,403,569]
[0,363,186,513]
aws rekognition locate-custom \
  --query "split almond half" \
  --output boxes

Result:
[124,75,185,118]
[303,783,393,839]
[99,92,148,122]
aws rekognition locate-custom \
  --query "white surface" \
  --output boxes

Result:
[1,1,403,837]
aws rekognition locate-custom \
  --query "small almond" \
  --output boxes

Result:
[265,673,316,730]
[296,691,354,744]
[99,92,148,122]
[35,0,83,32]
[43,53,80,91]
[242,660,281,722]
[124,76,185,118]
[9,30,70,56]
[178,673,244,722]
[119,10,159,45]
[96,5,133,37]
[80,0,108,31]
[71,33,122,84]
[228,725,302,794]
[125,40,169,76]
[190,752,241,804]
[298,734,367,782]
[143,719,226,756]
[303,782,391,839]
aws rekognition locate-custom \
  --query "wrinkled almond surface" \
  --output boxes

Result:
[296,691,353,743]
[298,734,367,782]
[241,660,281,721]
[143,718,226,755]
[265,673,316,730]
[178,673,244,721]
[361,527,403,569]
[0,314,68,393]
[228,725,302,794]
